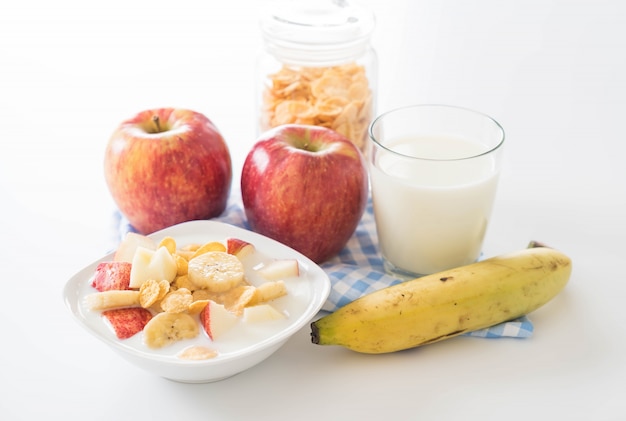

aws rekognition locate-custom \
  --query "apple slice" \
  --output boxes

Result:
[256,259,299,280]
[243,304,286,323]
[102,307,153,339]
[226,237,256,260]
[114,232,157,262]
[91,261,132,292]
[129,246,177,289]
[199,300,239,341]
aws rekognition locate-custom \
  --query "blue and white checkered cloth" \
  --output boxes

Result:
[114,193,533,339]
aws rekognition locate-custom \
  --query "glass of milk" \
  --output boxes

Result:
[367,104,505,279]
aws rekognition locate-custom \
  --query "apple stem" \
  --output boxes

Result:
[152,115,161,133]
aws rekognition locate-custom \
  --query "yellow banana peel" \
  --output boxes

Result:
[310,243,572,354]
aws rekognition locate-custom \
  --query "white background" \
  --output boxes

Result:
[1,0,625,419]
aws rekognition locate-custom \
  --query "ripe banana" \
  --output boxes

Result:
[143,312,199,349]
[188,251,245,292]
[84,290,140,311]
[310,243,572,354]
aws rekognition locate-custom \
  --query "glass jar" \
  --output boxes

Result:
[256,0,377,151]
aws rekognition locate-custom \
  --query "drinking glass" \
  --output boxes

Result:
[367,104,505,279]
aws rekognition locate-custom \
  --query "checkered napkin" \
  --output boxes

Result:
[114,194,533,339]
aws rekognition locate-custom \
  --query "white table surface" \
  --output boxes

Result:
[1,0,625,419]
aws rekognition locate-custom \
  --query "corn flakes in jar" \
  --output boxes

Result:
[257,0,378,151]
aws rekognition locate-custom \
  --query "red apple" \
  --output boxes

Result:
[200,300,239,341]
[104,108,232,234]
[91,261,132,292]
[241,124,368,263]
[226,237,256,260]
[102,307,153,340]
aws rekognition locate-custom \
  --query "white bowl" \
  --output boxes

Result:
[63,220,330,383]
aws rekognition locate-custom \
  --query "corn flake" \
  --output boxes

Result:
[191,241,227,258]
[172,274,197,292]
[178,346,218,360]
[188,299,209,315]
[261,62,373,150]
[158,236,177,255]
[139,279,162,308]
[160,288,193,314]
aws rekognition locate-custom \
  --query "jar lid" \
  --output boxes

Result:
[261,0,376,65]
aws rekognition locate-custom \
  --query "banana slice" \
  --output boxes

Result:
[143,312,199,349]
[84,290,140,311]
[249,280,287,306]
[188,251,245,292]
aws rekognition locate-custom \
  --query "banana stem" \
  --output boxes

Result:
[528,240,549,249]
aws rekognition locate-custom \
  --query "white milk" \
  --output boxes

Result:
[370,135,500,276]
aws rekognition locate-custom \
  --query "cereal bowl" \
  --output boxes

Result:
[63,220,331,383]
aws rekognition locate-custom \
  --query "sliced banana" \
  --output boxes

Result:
[143,312,199,349]
[84,290,140,311]
[248,280,287,306]
[187,251,245,292]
